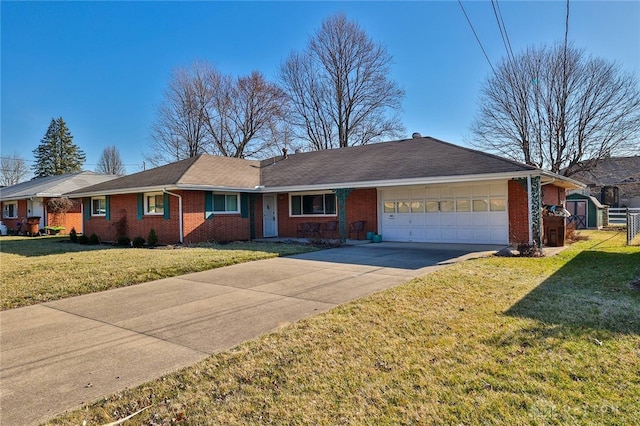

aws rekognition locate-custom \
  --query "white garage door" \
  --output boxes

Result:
[380,182,508,244]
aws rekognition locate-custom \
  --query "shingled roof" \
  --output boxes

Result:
[569,156,640,187]
[67,155,261,196]
[0,171,118,201]
[66,136,582,197]
[260,136,538,188]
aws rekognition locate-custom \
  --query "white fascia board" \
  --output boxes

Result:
[260,171,543,193]
[64,186,177,198]
[66,184,261,198]
[174,184,262,193]
[539,171,585,189]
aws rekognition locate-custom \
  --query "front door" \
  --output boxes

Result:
[567,200,587,229]
[262,194,277,237]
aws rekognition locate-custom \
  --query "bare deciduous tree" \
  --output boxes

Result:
[470,43,640,176]
[280,13,405,150]
[204,70,288,158]
[0,153,29,186]
[96,145,126,175]
[147,63,287,165]
[147,63,213,166]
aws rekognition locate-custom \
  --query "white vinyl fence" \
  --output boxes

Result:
[607,208,628,225]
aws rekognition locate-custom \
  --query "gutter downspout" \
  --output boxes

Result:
[163,189,183,244]
[527,175,533,245]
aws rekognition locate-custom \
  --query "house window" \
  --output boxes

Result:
[91,197,106,216]
[290,193,337,216]
[144,192,164,215]
[213,193,239,213]
[3,201,17,218]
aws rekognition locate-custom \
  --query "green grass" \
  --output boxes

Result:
[45,230,640,425]
[0,236,317,310]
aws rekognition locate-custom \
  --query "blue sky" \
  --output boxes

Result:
[2,1,638,176]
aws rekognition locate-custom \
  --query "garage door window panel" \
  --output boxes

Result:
[440,200,454,212]
[397,201,410,213]
[456,200,471,212]
[473,199,488,212]
[490,199,506,211]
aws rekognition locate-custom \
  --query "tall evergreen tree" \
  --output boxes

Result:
[32,117,86,177]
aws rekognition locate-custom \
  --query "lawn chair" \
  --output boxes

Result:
[322,221,338,239]
[349,220,366,240]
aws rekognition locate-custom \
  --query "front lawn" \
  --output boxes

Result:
[47,230,640,425]
[0,236,317,310]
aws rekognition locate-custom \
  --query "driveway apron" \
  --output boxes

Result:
[0,243,499,425]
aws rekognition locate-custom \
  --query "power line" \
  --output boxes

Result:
[491,0,516,64]
[458,0,496,74]
[0,157,140,167]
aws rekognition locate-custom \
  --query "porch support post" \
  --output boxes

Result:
[249,194,258,240]
[334,188,353,244]
[528,175,542,247]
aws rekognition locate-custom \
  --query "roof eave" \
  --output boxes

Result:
[259,170,554,193]
[65,185,180,198]
[539,171,586,189]
[65,183,263,198]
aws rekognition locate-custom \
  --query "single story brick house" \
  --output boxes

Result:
[66,135,583,246]
[0,171,118,234]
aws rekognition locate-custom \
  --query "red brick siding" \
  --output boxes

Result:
[275,188,378,239]
[81,191,251,244]
[46,198,82,234]
[82,193,180,244]
[542,184,566,206]
[508,180,530,245]
[182,191,250,243]
[1,200,28,232]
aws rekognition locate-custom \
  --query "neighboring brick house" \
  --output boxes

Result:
[66,136,583,246]
[0,171,118,234]
[569,156,640,208]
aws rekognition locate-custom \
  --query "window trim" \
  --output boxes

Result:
[289,191,338,217]
[3,201,18,219]
[91,196,106,217]
[144,192,165,216]
[212,192,240,214]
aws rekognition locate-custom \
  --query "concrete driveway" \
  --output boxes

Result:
[0,242,500,425]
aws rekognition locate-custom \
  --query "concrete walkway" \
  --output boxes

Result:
[0,242,500,425]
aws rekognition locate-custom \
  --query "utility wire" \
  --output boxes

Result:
[492,0,516,64]
[0,157,140,167]
[457,0,496,74]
